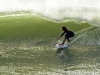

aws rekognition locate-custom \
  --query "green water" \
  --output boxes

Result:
[0,15,100,75]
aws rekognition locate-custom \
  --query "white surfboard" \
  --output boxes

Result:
[55,40,69,48]
[55,44,69,48]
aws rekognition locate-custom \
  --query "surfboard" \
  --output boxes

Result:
[55,44,69,48]
[55,40,69,48]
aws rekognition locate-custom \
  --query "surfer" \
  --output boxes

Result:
[59,26,74,45]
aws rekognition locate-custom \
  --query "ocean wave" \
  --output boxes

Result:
[0,0,100,26]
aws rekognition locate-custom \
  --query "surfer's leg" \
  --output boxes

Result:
[69,32,74,38]
[67,38,70,43]
[66,32,74,42]
[65,35,70,43]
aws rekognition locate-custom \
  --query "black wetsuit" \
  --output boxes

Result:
[61,30,74,39]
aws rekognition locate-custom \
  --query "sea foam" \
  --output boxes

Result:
[0,0,100,26]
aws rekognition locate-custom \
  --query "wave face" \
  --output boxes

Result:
[0,0,100,26]
[0,1,100,75]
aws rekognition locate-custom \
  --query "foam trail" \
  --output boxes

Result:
[0,0,100,26]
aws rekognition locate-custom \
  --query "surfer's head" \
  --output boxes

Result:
[62,26,68,32]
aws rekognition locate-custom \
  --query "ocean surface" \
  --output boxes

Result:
[0,0,100,75]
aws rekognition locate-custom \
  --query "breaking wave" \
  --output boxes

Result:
[0,0,100,26]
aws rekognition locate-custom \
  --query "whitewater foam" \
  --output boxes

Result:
[0,0,100,26]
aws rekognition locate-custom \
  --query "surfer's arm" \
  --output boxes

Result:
[59,32,65,40]
[59,38,66,45]
[60,32,65,38]
[62,38,66,44]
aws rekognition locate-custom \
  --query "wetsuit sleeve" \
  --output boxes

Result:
[60,32,65,37]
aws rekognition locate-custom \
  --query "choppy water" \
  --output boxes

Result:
[0,25,100,75]
[0,0,100,75]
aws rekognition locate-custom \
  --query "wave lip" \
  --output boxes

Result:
[0,0,100,26]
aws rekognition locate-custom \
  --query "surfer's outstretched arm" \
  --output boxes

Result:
[59,32,65,39]
[59,38,66,45]
[61,32,65,37]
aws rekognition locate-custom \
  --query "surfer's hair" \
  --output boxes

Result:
[62,26,68,31]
